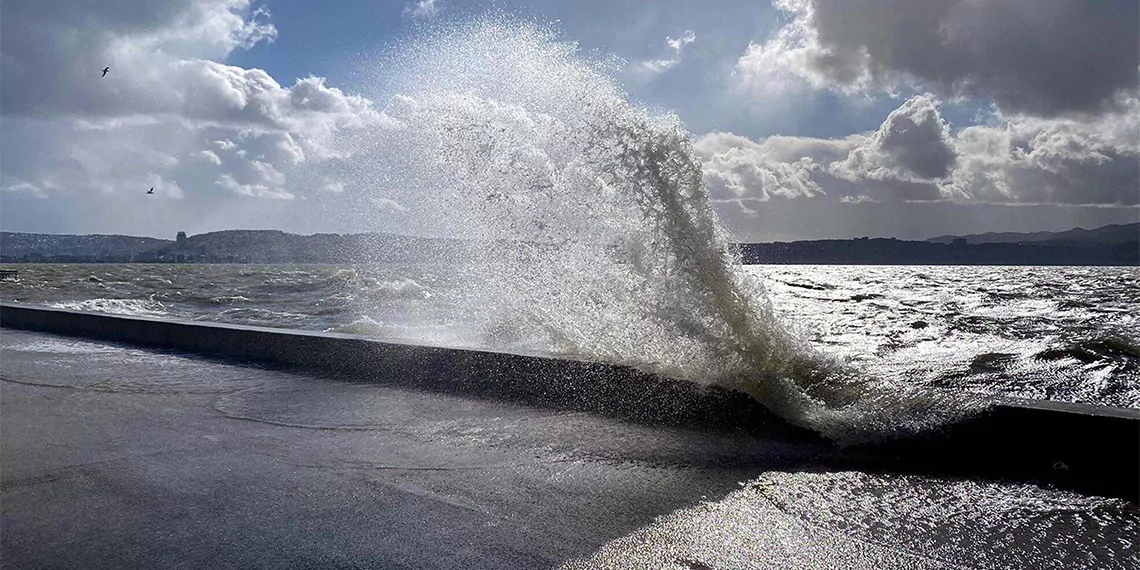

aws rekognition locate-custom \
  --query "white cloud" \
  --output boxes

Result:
[666,30,697,54]
[0,0,387,209]
[637,30,696,76]
[696,94,1140,208]
[946,98,1140,205]
[147,175,186,199]
[217,173,294,200]
[1,179,47,199]
[829,94,958,201]
[403,0,442,21]
[693,131,830,202]
[372,198,407,212]
[195,150,223,165]
[839,195,879,204]
[735,0,872,97]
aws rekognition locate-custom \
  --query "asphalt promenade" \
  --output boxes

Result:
[3,328,1138,569]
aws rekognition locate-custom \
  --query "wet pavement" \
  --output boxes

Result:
[2,328,1137,569]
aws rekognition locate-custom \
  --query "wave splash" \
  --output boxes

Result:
[350,21,972,441]
[50,298,168,317]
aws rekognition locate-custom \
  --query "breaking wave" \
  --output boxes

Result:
[343,20,971,441]
[51,298,168,317]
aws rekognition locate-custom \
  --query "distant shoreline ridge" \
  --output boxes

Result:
[1,223,1137,265]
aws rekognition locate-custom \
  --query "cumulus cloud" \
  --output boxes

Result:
[694,132,833,206]
[403,0,442,21]
[947,99,1140,205]
[665,31,697,54]
[371,198,408,212]
[2,0,278,118]
[217,172,293,200]
[737,0,1140,116]
[147,175,186,199]
[0,0,389,222]
[735,1,871,97]
[194,150,223,165]
[832,95,956,183]
[637,30,696,76]
[825,94,957,201]
[696,94,1139,208]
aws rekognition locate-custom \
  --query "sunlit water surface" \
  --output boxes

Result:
[4,263,1137,412]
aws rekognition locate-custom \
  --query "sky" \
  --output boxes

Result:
[1,0,1137,241]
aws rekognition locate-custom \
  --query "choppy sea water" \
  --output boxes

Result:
[3,263,1137,411]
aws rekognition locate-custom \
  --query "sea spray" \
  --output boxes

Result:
[345,20,976,440]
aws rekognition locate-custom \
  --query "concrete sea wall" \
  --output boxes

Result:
[2,302,1137,502]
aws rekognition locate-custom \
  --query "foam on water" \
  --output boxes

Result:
[50,298,168,317]
[340,20,971,441]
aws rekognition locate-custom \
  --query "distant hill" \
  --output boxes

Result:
[0,230,457,264]
[161,230,456,264]
[738,237,1137,265]
[926,223,1139,245]
[0,232,173,261]
[740,222,1138,266]
[2,223,1137,265]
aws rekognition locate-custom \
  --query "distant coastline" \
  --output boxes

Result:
[0,230,457,265]
[2,223,1137,266]
[738,238,1137,266]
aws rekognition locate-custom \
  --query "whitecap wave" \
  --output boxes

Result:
[51,298,168,317]
[369,278,432,300]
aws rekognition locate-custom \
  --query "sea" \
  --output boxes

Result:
[3,263,1137,417]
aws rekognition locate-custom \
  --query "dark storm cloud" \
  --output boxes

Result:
[739,0,1139,116]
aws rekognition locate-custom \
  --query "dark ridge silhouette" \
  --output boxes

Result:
[1,223,1136,265]
[0,230,460,264]
[738,234,1138,266]
[927,223,1138,245]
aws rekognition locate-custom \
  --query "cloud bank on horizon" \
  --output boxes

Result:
[1,0,1137,240]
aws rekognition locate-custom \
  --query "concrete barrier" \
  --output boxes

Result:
[2,302,1137,502]
[0,302,785,432]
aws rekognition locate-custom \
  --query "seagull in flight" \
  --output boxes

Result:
[146,187,154,195]
[102,67,110,77]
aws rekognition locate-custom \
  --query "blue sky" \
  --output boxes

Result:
[1,0,1137,241]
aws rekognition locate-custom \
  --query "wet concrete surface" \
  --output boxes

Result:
[2,329,1137,569]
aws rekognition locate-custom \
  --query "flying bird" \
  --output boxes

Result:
[147,187,154,195]
[102,67,110,77]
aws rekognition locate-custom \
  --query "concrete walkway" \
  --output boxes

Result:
[2,329,1136,569]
